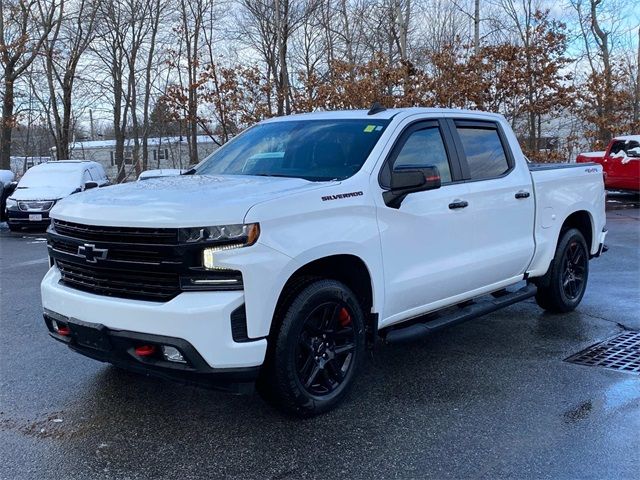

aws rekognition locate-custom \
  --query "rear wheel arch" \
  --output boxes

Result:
[559,210,594,253]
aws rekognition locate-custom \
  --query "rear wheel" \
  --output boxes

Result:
[258,279,365,416]
[535,228,589,313]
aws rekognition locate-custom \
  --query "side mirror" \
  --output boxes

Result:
[383,165,441,208]
[5,181,17,197]
[84,181,99,190]
[626,147,640,158]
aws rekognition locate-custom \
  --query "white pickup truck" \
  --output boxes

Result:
[41,107,607,416]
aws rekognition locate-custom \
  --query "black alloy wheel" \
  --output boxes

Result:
[295,302,356,396]
[561,239,587,301]
[258,279,366,416]
[535,228,590,313]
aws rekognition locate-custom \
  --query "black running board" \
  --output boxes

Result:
[383,284,537,344]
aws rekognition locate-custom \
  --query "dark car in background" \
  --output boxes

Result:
[5,161,109,232]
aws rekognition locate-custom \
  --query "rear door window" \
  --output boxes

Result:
[456,126,510,180]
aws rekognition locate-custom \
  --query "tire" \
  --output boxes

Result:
[258,279,366,417]
[535,228,589,313]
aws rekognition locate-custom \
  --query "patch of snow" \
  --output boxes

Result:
[579,151,606,158]
[68,135,217,151]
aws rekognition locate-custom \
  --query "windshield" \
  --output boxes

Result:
[195,119,390,181]
[18,166,81,188]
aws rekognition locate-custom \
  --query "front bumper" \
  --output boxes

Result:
[6,208,51,229]
[41,266,268,371]
[43,310,260,393]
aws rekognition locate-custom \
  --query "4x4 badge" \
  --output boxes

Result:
[77,244,108,263]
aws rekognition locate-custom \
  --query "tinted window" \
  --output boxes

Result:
[196,119,389,181]
[393,127,452,182]
[610,140,640,156]
[457,127,509,179]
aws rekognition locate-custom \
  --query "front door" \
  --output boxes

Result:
[375,120,474,325]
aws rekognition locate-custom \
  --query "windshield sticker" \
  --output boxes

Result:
[363,125,376,133]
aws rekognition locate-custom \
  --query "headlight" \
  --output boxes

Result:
[5,198,17,208]
[180,223,260,245]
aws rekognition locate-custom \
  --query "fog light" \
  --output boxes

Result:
[162,346,186,363]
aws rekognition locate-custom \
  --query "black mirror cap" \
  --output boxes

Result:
[5,181,18,196]
[384,165,441,208]
[84,181,99,190]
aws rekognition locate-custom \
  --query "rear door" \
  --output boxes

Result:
[447,119,535,287]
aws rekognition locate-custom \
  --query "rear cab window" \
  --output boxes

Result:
[454,121,511,180]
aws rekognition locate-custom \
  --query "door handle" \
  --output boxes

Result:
[515,190,530,199]
[448,199,469,209]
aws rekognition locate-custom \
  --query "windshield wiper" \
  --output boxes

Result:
[181,168,196,175]
[253,173,295,178]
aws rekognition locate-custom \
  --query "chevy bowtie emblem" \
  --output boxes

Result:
[77,243,108,263]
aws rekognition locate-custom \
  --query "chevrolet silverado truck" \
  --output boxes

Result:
[41,107,607,416]
[576,135,640,192]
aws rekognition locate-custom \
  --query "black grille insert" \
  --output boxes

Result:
[566,331,640,374]
[56,259,180,302]
[53,219,178,245]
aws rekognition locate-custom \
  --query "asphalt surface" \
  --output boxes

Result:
[1,193,639,479]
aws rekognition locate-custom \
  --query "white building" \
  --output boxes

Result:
[61,135,218,179]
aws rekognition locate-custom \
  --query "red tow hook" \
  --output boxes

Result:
[56,325,71,336]
[134,345,157,357]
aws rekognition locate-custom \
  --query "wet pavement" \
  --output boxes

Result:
[1,193,638,479]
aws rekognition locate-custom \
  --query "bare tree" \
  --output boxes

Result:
[41,0,98,160]
[0,0,62,169]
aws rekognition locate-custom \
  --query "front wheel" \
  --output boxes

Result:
[535,228,589,313]
[258,279,366,417]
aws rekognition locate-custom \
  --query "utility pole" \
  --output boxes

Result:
[89,109,95,141]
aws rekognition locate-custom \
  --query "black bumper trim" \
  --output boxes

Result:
[43,309,260,393]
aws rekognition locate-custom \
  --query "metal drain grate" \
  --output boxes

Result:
[566,331,640,373]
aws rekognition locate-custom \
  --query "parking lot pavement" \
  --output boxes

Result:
[1,195,638,480]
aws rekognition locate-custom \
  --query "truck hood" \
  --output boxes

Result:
[51,174,326,227]
[10,185,77,201]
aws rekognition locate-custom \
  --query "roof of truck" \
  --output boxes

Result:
[262,107,504,122]
[613,135,640,142]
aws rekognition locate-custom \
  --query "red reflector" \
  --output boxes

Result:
[57,325,71,336]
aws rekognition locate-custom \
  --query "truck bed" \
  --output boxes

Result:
[528,162,596,171]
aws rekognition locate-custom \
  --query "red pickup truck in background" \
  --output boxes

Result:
[576,135,640,192]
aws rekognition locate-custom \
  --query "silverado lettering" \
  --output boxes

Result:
[321,191,364,201]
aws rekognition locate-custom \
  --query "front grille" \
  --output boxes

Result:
[19,200,54,211]
[53,219,178,245]
[48,237,175,264]
[49,219,185,302]
[56,259,180,302]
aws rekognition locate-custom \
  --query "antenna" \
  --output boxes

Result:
[367,102,386,115]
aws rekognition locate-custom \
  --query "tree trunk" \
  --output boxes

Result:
[0,75,15,170]
[633,27,640,126]
[474,0,480,54]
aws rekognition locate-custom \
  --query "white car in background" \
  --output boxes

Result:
[5,160,109,231]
